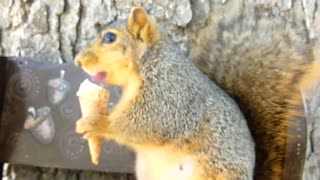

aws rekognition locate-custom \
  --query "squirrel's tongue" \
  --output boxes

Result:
[91,72,106,83]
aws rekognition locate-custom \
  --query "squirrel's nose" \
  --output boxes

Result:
[74,57,82,67]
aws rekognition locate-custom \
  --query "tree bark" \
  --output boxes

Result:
[0,0,319,179]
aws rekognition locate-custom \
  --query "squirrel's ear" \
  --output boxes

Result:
[128,7,159,46]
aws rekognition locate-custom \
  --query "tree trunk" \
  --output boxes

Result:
[0,0,319,179]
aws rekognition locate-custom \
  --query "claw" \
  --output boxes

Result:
[83,133,95,140]
[76,119,88,134]
[75,114,108,135]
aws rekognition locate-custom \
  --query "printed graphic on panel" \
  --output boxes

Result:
[24,106,55,144]
[48,70,70,105]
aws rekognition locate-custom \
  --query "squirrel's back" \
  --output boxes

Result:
[190,14,320,179]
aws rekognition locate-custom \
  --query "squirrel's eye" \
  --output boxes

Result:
[102,32,116,44]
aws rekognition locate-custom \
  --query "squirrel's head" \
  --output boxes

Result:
[74,7,159,87]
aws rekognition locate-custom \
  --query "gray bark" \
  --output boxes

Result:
[1,0,319,179]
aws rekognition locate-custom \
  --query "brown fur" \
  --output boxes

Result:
[189,14,320,179]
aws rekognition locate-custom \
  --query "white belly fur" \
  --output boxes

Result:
[135,147,196,180]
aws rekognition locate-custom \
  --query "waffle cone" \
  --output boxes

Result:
[78,94,109,116]
[77,79,110,165]
[88,136,103,165]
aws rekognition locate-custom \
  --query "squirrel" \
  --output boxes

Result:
[189,13,320,180]
[74,7,255,180]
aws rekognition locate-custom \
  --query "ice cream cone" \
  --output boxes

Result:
[89,136,103,165]
[76,79,110,165]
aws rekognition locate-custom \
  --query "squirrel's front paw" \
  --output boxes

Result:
[76,114,108,137]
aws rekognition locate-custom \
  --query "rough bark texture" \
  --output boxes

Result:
[0,0,319,179]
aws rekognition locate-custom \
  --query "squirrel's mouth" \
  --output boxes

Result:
[91,72,107,83]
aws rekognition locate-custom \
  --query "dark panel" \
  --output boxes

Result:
[0,56,8,180]
[0,57,7,128]
[0,57,135,173]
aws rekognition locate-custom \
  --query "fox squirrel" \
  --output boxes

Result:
[189,14,320,179]
[75,7,255,180]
